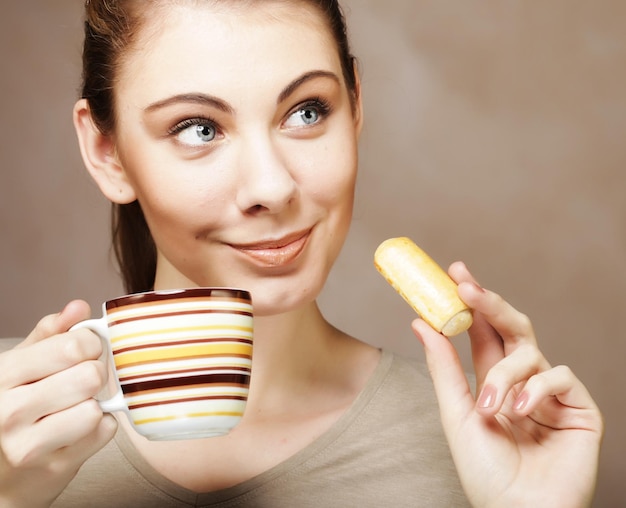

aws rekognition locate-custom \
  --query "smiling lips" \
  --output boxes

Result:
[231,230,310,267]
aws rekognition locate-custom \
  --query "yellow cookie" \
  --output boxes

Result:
[374,237,472,337]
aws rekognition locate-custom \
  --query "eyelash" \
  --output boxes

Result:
[166,97,333,137]
[291,97,332,122]
[168,116,218,137]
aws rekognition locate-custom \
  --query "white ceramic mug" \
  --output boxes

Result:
[72,287,253,440]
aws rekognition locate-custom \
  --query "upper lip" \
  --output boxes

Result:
[227,228,311,250]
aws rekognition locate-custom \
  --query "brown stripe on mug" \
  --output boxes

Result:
[129,395,248,411]
[108,308,253,327]
[120,373,251,394]
[106,289,252,311]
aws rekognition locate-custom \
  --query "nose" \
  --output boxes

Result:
[235,133,298,215]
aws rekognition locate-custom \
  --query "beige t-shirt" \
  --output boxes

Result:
[46,350,468,507]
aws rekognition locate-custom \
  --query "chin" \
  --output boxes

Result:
[243,276,326,317]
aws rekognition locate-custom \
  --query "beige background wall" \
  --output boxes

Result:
[1,1,623,505]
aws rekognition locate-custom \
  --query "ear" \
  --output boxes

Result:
[351,61,364,137]
[73,99,136,204]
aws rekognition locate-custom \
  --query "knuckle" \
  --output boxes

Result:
[81,398,105,425]
[1,445,24,468]
[33,312,58,336]
[515,312,534,336]
[0,393,28,433]
[3,449,30,469]
[75,361,107,397]
[528,371,551,393]
[61,332,102,364]
[0,433,36,468]
[70,399,107,437]
[520,344,543,367]
[485,363,515,387]
[552,364,574,378]
[60,336,87,364]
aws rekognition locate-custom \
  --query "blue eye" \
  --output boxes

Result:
[296,107,319,125]
[193,124,216,142]
[284,99,331,129]
[170,119,218,147]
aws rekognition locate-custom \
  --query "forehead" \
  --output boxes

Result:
[116,2,342,104]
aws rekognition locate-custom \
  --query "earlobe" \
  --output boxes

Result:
[73,99,136,204]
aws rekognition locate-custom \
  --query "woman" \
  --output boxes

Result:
[0,1,603,506]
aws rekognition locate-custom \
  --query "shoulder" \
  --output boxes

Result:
[384,351,432,384]
[341,350,444,442]
[374,350,437,405]
[380,350,475,398]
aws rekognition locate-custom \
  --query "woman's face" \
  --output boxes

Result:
[109,2,362,315]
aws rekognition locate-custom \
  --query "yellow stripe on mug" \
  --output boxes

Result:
[113,342,253,367]
[70,287,253,440]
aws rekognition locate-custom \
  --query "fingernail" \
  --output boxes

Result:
[514,392,529,412]
[477,385,497,409]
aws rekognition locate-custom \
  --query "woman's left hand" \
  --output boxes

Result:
[412,262,604,508]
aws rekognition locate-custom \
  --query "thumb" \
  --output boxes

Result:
[412,319,474,427]
[22,300,92,346]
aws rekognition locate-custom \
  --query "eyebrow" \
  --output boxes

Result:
[143,70,340,114]
[277,70,340,104]
[144,93,234,114]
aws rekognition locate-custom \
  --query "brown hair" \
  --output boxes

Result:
[80,0,359,294]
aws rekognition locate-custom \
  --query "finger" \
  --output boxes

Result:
[476,344,551,416]
[3,414,118,507]
[448,260,481,285]
[32,400,108,457]
[2,360,108,428]
[3,400,115,468]
[55,413,118,465]
[22,300,92,346]
[0,328,103,390]
[457,280,538,352]
[451,261,536,347]
[467,311,505,394]
[447,263,506,392]
[412,318,474,427]
[513,365,601,422]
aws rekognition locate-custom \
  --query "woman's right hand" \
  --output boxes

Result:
[0,301,118,508]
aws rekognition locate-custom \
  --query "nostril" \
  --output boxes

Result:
[247,204,266,215]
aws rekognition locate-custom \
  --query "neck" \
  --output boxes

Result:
[246,301,342,405]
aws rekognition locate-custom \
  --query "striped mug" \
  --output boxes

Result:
[71,288,253,440]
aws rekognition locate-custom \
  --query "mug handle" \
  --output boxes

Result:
[70,315,126,413]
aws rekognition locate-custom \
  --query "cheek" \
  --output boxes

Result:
[122,156,232,241]
[304,135,358,210]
